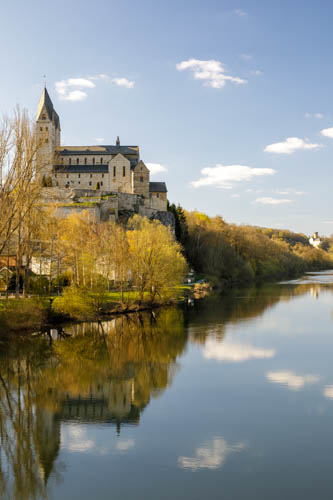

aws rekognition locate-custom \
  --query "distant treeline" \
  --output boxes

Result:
[168,203,333,287]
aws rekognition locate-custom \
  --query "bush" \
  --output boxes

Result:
[52,286,96,320]
[0,298,48,330]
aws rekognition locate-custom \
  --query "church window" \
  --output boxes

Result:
[90,174,92,178]
[76,158,79,165]
[61,157,64,164]
[113,166,116,177]
[69,158,71,165]
[78,181,80,184]
[89,181,92,186]
[101,181,103,186]
[78,174,80,178]
[84,158,87,165]
[40,127,43,131]
[140,176,143,182]
[100,158,103,164]
[93,158,95,165]
[123,166,126,177]
[42,115,46,120]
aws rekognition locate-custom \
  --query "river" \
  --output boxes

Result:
[1,271,333,499]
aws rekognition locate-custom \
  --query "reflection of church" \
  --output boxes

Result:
[34,376,145,487]
[59,379,140,432]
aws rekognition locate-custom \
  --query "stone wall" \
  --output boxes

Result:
[54,171,108,190]
[132,161,150,198]
[41,188,173,231]
[109,154,132,193]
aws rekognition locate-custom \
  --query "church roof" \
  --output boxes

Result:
[54,165,108,173]
[57,145,139,156]
[149,182,167,193]
[37,87,60,129]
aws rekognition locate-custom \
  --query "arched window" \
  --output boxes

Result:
[113,166,116,177]
[100,158,103,164]
[123,166,126,177]
[84,158,87,165]
[93,158,95,165]
[77,158,79,165]
[69,158,72,165]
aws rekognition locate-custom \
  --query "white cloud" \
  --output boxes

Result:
[112,77,135,88]
[63,90,88,102]
[255,197,292,205]
[203,339,275,362]
[250,70,263,76]
[55,78,95,101]
[146,163,168,175]
[115,439,135,451]
[55,74,135,102]
[191,164,276,189]
[266,370,320,391]
[178,437,246,471]
[305,112,323,119]
[176,59,247,89]
[264,137,321,154]
[234,8,247,16]
[94,138,105,144]
[324,386,333,399]
[275,188,307,195]
[321,127,333,138]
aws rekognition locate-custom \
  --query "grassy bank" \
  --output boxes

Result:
[0,286,190,333]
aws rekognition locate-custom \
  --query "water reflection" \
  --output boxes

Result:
[178,437,247,471]
[266,370,321,390]
[204,339,275,362]
[1,275,333,498]
[0,308,186,499]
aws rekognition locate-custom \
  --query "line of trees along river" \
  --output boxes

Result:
[0,108,332,329]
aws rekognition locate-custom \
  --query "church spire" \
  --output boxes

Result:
[116,136,120,146]
[36,87,60,130]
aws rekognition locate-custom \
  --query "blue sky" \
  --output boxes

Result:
[1,0,333,235]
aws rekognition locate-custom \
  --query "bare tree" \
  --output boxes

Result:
[0,107,44,258]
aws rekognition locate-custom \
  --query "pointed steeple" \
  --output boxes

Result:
[36,87,60,130]
[116,136,120,146]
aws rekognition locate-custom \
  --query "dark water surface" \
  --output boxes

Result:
[2,272,333,499]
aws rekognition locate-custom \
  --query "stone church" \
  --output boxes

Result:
[36,87,168,214]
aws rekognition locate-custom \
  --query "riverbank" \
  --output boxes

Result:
[0,285,192,334]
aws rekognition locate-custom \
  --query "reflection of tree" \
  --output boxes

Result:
[0,336,57,500]
[186,283,329,345]
[0,307,186,499]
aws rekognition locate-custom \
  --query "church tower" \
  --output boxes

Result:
[36,87,61,183]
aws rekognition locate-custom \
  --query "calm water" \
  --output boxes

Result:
[2,272,333,499]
